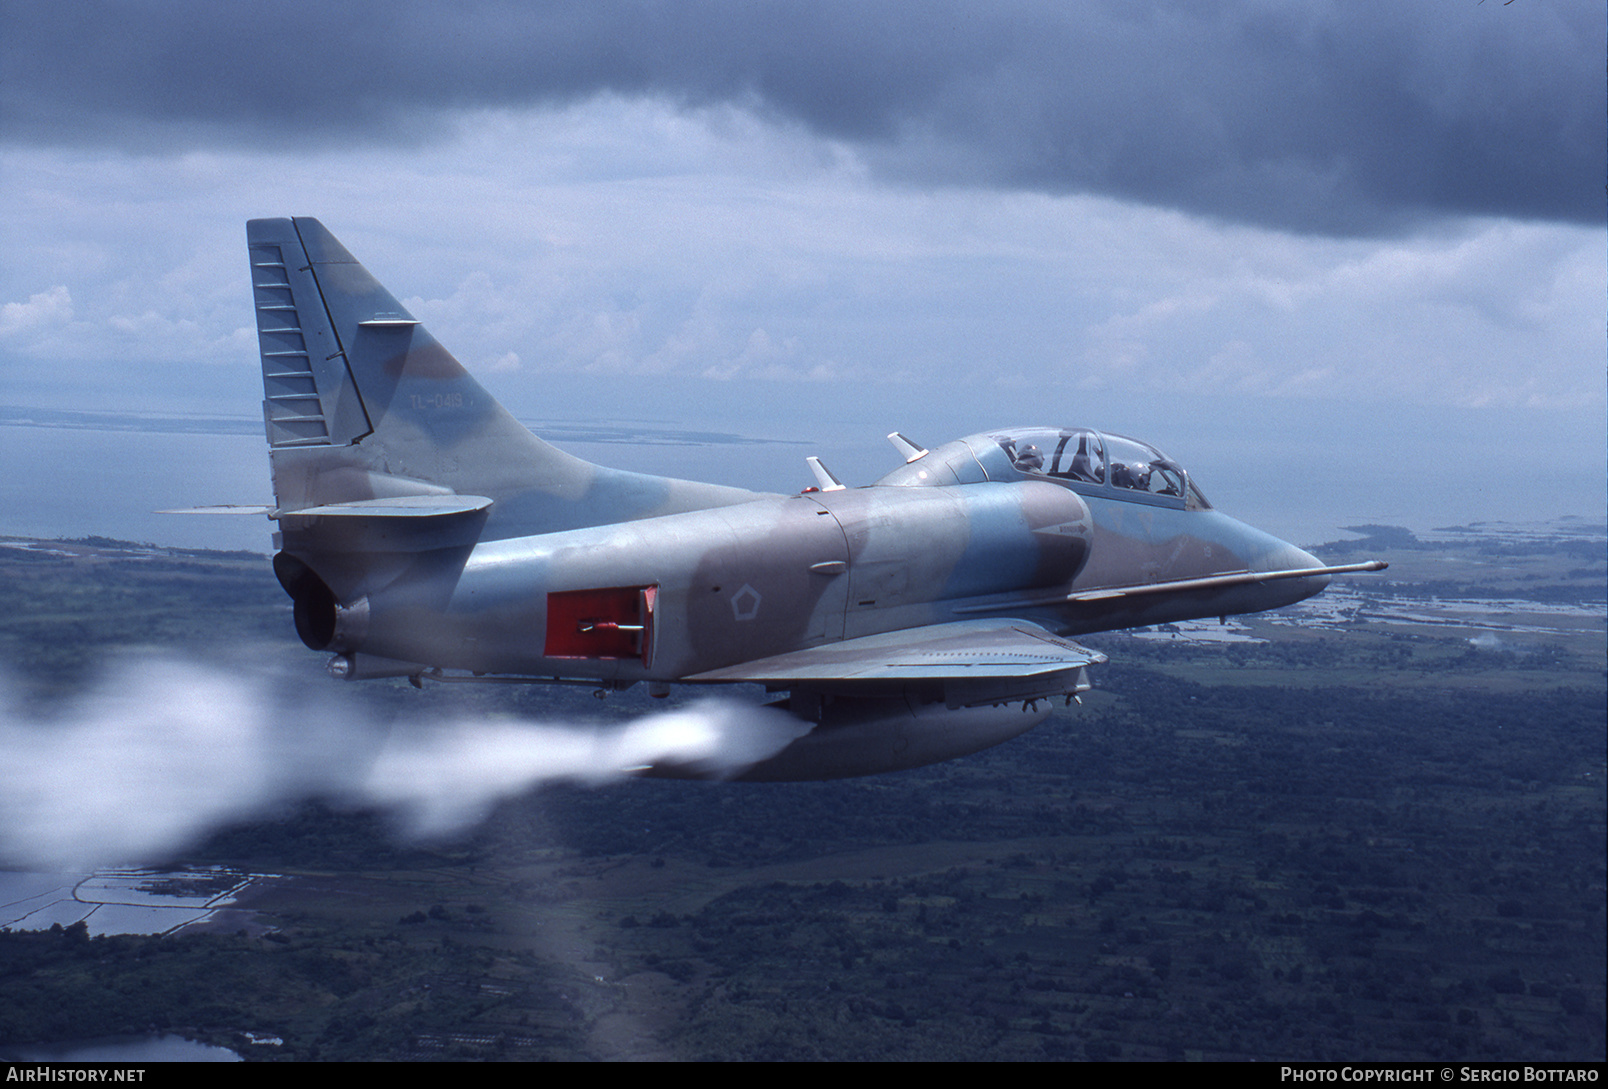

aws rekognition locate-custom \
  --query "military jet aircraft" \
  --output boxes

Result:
[244,217,1384,780]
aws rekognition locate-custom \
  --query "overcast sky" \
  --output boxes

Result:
[1,0,1603,543]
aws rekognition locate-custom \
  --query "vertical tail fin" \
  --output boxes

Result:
[247,218,761,541]
[248,217,592,520]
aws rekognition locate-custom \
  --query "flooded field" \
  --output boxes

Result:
[0,867,272,936]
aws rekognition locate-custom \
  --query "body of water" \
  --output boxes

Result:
[3,412,1601,555]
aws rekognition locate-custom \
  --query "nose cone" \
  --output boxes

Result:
[1258,541,1331,607]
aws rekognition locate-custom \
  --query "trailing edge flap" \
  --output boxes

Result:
[687,619,1105,707]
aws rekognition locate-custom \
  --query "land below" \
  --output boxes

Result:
[0,520,1602,1061]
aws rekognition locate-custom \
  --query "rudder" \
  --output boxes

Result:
[248,218,373,447]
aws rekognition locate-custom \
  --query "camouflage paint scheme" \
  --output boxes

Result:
[247,218,1384,781]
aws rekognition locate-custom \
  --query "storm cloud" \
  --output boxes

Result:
[3,0,1598,235]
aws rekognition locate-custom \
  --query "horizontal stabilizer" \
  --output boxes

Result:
[281,496,493,518]
[275,494,493,552]
[158,504,275,516]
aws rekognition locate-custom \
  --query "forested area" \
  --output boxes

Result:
[0,534,1602,1060]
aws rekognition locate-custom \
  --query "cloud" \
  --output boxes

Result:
[1068,217,1604,410]
[0,285,73,337]
[3,1,1599,235]
[0,127,1595,417]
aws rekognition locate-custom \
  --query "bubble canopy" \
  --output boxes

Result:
[877,427,1211,511]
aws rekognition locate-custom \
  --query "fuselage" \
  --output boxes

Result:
[314,428,1326,683]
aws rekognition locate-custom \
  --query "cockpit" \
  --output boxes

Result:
[877,426,1211,511]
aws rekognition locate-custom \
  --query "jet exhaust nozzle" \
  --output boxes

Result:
[273,552,367,652]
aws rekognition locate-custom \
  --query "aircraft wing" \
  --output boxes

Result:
[685,618,1105,709]
[951,560,1388,614]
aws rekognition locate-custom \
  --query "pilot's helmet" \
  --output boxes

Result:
[1111,461,1139,488]
[1015,444,1044,471]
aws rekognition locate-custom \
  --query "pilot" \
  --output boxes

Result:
[1110,460,1151,490]
[1013,443,1044,473]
